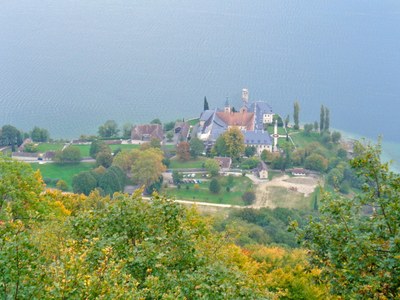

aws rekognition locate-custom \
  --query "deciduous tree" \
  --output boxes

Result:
[204,159,220,177]
[30,126,50,142]
[209,178,221,194]
[90,140,111,159]
[293,141,400,298]
[54,146,81,163]
[176,141,191,161]
[131,148,166,187]
[98,120,119,138]
[189,137,204,158]
[222,127,245,161]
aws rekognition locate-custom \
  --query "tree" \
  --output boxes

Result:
[72,171,97,195]
[98,166,125,195]
[212,135,227,157]
[324,107,330,132]
[203,96,209,111]
[98,120,119,138]
[189,137,204,158]
[331,131,341,143]
[304,153,328,172]
[204,159,220,177]
[209,178,221,194]
[166,132,174,142]
[164,121,175,132]
[303,123,313,135]
[131,148,166,187]
[24,143,38,153]
[293,141,400,298]
[96,151,113,168]
[122,123,132,139]
[293,102,300,130]
[273,114,284,127]
[313,121,318,131]
[0,125,23,151]
[150,138,161,149]
[90,140,111,159]
[172,170,183,184]
[221,127,245,161]
[56,179,68,191]
[244,146,256,157]
[241,191,256,205]
[54,146,81,163]
[31,126,50,142]
[176,141,190,161]
[284,115,290,128]
[320,105,325,132]
[241,157,260,170]
[112,149,141,173]
[150,118,161,125]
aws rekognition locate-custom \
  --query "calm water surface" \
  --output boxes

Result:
[1,1,399,160]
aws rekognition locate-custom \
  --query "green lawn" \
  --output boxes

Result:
[290,131,321,148]
[187,118,199,126]
[36,143,64,152]
[163,175,253,206]
[32,162,95,190]
[266,126,287,135]
[169,157,207,169]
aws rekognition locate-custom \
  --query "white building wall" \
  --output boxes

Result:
[263,114,274,124]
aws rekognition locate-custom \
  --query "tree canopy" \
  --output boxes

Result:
[98,120,119,138]
[293,141,400,298]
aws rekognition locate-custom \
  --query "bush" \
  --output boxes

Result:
[209,178,221,194]
[242,191,256,205]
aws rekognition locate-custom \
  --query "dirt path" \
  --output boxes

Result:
[252,175,321,208]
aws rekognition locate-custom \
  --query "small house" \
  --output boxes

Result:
[214,156,232,171]
[131,124,163,141]
[257,161,268,179]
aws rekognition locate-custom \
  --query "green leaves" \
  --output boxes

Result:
[296,141,400,298]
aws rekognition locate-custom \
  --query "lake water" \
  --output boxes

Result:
[1,1,399,162]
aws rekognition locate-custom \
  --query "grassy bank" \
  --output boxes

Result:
[32,162,95,189]
[163,175,253,206]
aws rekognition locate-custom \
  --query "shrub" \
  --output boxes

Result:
[242,191,256,205]
[209,178,221,194]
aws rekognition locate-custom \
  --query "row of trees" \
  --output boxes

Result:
[292,103,331,133]
[175,137,204,161]
[0,125,49,151]
[72,165,126,195]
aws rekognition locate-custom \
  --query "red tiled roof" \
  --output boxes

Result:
[216,111,255,130]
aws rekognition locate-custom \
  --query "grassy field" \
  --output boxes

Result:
[163,175,253,206]
[290,131,321,148]
[266,126,287,135]
[169,157,207,169]
[36,143,64,152]
[187,118,199,126]
[265,186,316,209]
[32,162,95,189]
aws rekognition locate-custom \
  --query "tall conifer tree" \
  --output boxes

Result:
[203,96,209,111]
[293,101,300,130]
[320,105,325,132]
[324,107,330,132]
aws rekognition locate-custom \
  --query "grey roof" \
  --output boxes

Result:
[258,161,268,171]
[209,114,227,141]
[200,110,215,122]
[248,101,274,130]
[244,131,272,145]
